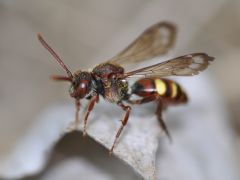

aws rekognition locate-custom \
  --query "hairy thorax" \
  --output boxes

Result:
[92,63,128,103]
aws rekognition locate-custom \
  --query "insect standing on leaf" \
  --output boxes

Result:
[37,22,214,155]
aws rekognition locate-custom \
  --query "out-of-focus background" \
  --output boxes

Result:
[0,0,240,179]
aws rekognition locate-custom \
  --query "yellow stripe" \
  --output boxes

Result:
[155,79,166,95]
[171,83,178,98]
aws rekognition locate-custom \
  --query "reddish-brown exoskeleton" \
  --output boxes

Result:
[37,22,214,154]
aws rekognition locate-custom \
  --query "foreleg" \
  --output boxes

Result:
[66,99,81,132]
[83,94,99,136]
[50,75,72,82]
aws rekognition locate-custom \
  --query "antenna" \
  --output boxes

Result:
[37,33,73,79]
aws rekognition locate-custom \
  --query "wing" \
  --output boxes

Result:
[123,53,214,78]
[107,22,176,66]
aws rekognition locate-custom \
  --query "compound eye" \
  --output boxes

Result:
[70,80,90,99]
[79,81,87,89]
[77,81,89,98]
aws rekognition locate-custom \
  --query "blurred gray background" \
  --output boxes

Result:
[0,0,240,179]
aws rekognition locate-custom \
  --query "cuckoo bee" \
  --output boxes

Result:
[37,22,214,154]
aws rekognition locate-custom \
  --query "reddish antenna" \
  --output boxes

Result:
[37,33,73,79]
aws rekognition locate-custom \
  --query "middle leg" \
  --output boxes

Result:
[110,102,131,155]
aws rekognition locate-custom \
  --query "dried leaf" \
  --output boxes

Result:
[0,101,161,180]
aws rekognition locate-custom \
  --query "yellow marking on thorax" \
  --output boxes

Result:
[171,82,178,98]
[154,79,166,95]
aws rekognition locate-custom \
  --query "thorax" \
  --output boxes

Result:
[91,63,128,103]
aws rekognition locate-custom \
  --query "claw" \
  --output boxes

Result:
[109,146,114,156]
[83,130,87,137]
[109,150,113,156]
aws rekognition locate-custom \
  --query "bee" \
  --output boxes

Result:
[37,22,214,154]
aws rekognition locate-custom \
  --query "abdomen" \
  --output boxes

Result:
[131,78,188,104]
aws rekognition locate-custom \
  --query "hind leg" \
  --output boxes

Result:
[156,101,172,142]
[129,95,172,141]
[128,95,158,105]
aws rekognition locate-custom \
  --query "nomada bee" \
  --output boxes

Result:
[38,22,214,154]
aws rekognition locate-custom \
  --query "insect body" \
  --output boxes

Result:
[37,22,214,154]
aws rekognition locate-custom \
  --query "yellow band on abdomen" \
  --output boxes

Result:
[171,82,178,98]
[154,79,166,95]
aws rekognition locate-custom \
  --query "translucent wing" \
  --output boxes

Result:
[107,22,176,65]
[123,53,214,78]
